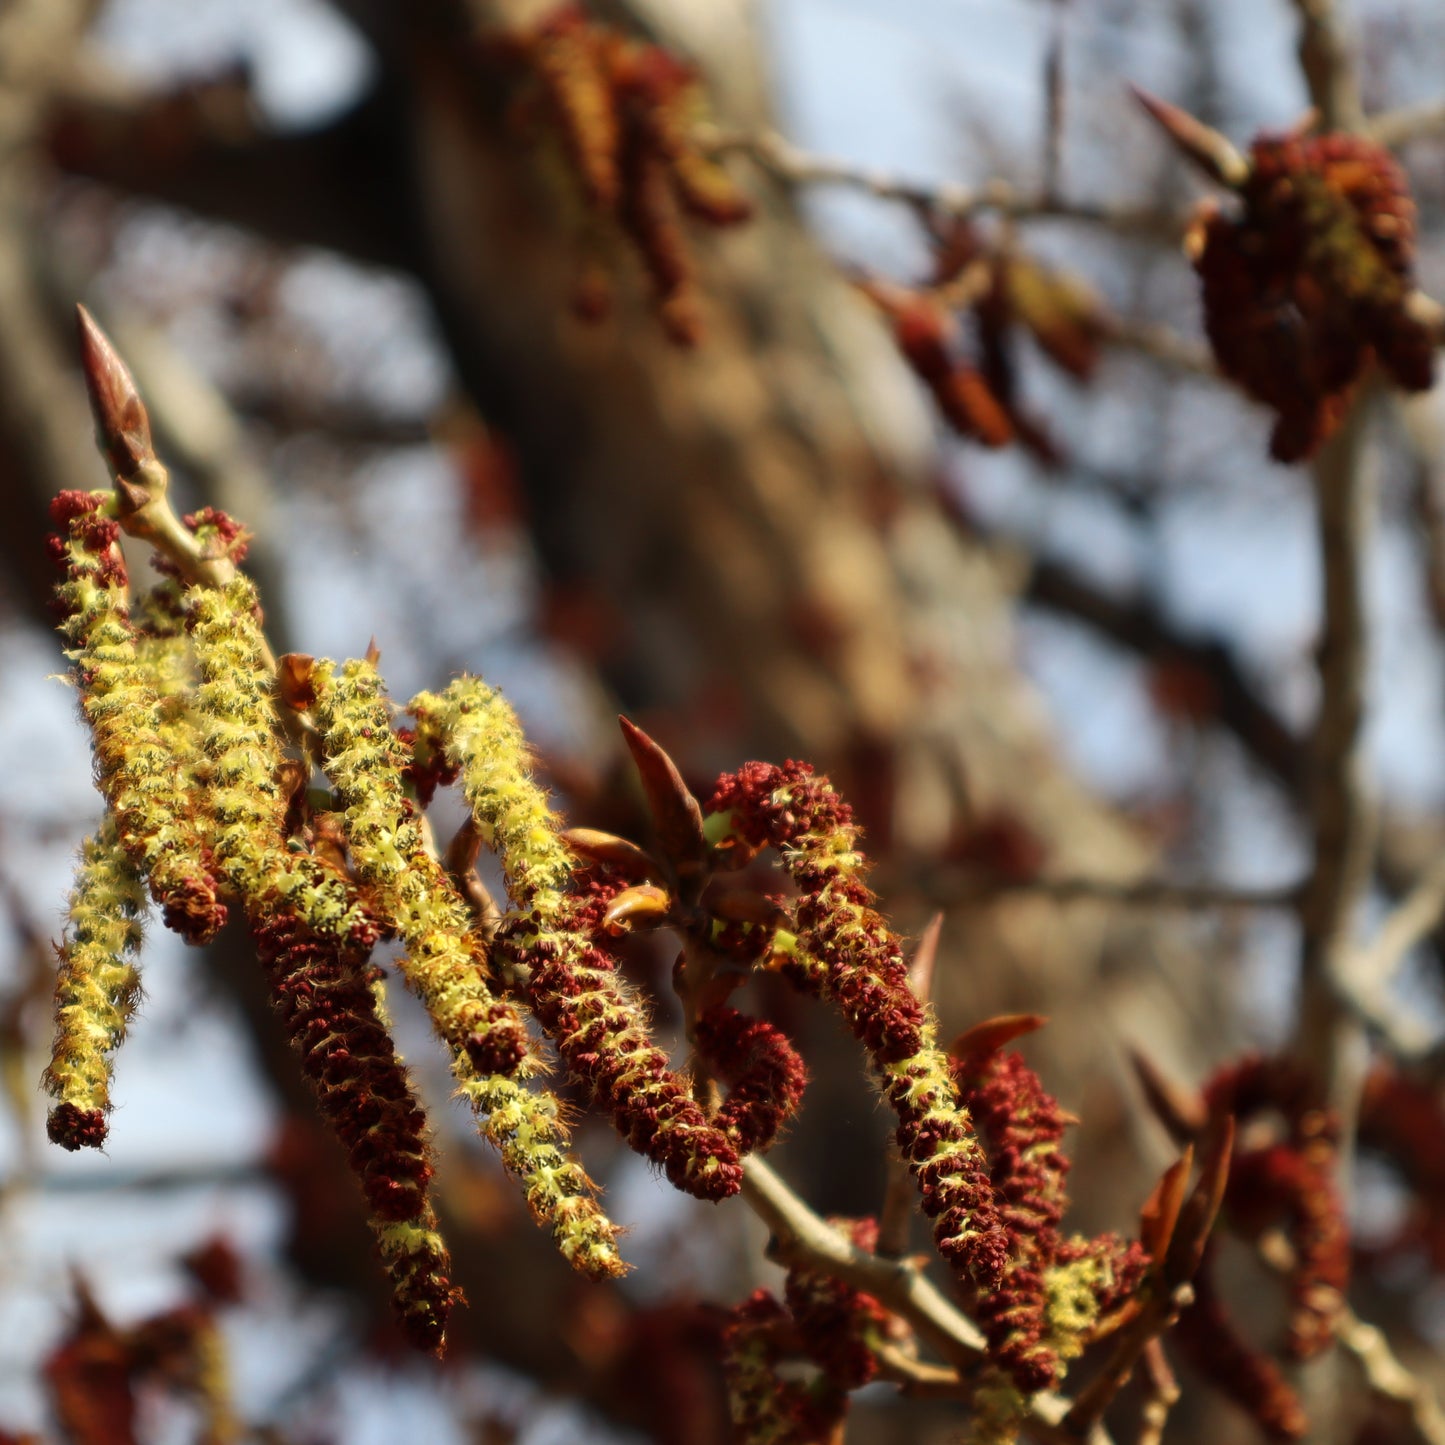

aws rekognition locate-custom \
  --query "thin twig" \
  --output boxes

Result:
[1136,1339,1180,1445]
[700,124,1182,237]
[1258,1231,1445,1445]
[1354,851,1445,989]
[739,1157,1113,1444]
[941,875,1301,910]
[1295,393,1377,1107]
[1366,98,1445,149]
[741,1155,984,1369]
[1292,0,1365,132]
[1336,1310,1445,1445]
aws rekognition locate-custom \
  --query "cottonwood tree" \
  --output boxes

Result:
[3,1,1445,1443]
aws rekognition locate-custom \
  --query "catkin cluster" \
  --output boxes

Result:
[51,312,1195,1434]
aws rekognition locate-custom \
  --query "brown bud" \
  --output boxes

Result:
[618,717,709,893]
[602,882,674,934]
[276,653,317,712]
[949,1013,1047,1064]
[561,827,667,885]
[1132,86,1249,188]
[1165,1116,1234,1288]
[1140,1145,1194,1265]
[707,884,790,930]
[1131,1049,1208,1145]
[907,912,944,1002]
[76,305,155,478]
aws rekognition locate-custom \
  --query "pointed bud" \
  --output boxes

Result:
[1131,1049,1208,1145]
[602,882,674,934]
[949,1013,1047,1064]
[276,654,317,712]
[560,827,668,885]
[76,305,155,479]
[618,717,709,892]
[365,637,381,667]
[1140,1146,1194,1265]
[908,912,945,1003]
[1131,87,1248,188]
[1165,1116,1233,1288]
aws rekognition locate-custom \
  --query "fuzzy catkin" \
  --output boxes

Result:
[43,815,146,1150]
[49,491,226,945]
[415,678,743,1203]
[707,760,1007,1286]
[310,656,627,1280]
[187,582,458,1350]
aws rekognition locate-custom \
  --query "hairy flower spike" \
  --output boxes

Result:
[708,760,1007,1286]
[782,1217,893,1390]
[188,582,459,1350]
[309,657,626,1279]
[1188,129,1434,461]
[953,1040,1071,1392]
[416,679,743,1202]
[1202,1055,1347,1362]
[490,4,752,345]
[692,1004,806,1155]
[43,816,146,1150]
[720,1290,849,1445]
[49,492,227,945]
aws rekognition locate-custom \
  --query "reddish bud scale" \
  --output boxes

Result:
[692,1004,807,1155]
[499,870,742,1201]
[1174,1246,1307,1442]
[708,760,1008,1289]
[783,1217,892,1391]
[1191,130,1434,461]
[394,727,461,807]
[863,285,1014,447]
[720,1289,849,1445]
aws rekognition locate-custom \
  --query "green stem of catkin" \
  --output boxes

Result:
[310,656,626,1279]
[42,814,147,1149]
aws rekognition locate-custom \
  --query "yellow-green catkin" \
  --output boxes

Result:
[43,813,146,1150]
[310,658,530,1075]
[414,678,743,1204]
[410,679,573,906]
[311,657,626,1280]
[961,1249,1119,1444]
[53,496,225,945]
[187,581,459,1348]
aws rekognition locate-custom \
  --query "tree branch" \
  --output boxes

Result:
[739,1157,1113,1443]
[699,124,1183,238]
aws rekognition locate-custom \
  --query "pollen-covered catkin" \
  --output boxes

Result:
[49,491,226,945]
[310,656,626,1280]
[707,761,1007,1285]
[43,815,146,1150]
[414,678,743,1203]
[187,581,458,1351]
